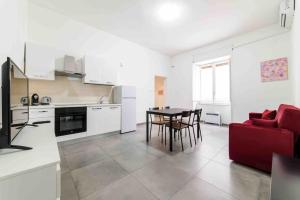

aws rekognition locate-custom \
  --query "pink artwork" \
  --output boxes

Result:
[260,57,288,82]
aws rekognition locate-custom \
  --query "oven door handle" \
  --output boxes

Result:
[56,113,86,117]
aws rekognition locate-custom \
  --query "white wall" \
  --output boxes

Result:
[231,32,292,121]
[169,25,294,123]
[0,0,27,121]
[0,0,27,68]
[27,3,171,123]
[292,1,300,106]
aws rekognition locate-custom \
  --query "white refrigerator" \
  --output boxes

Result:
[113,86,136,133]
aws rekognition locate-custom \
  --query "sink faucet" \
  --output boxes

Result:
[98,96,105,104]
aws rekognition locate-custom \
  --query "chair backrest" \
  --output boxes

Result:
[180,111,192,126]
[149,107,159,111]
[193,109,202,123]
[149,107,160,122]
[162,106,171,119]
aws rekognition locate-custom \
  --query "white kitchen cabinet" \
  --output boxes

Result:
[29,107,54,131]
[101,61,118,85]
[100,105,121,133]
[87,106,102,136]
[87,105,121,136]
[83,55,117,85]
[83,55,102,84]
[26,43,56,80]
[12,108,28,121]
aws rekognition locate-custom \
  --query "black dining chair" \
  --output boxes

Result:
[149,107,166,142]
[162,106,171,121]
[183,109,202,143]
[166,111,192,151]
[161,106,180,145]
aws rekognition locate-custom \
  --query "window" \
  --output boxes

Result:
[193,56,231,106]
[200,66,213,102]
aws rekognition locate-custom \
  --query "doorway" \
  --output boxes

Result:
[155,76,166,108]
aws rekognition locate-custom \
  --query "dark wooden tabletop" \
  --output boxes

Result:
[271,154,300,200]
[146,108,193,117]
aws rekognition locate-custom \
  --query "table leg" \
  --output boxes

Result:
[197,113,200,139]
[170,116,173,152]
[146,112,149,143]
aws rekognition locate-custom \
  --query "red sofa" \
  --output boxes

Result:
[229,104,300,173]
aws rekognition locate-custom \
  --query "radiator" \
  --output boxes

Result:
[205,112,221,126]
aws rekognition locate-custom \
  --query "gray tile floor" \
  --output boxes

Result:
[58,124,271,200]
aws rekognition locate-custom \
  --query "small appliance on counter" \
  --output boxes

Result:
[31,93,39,106]
[41,96,52,105]
[20,96,29,106]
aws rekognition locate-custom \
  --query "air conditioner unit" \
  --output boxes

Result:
[279,0,294,29]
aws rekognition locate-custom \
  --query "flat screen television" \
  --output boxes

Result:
[0,57,31,150]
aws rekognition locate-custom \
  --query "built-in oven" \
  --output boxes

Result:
[55,107,87,137]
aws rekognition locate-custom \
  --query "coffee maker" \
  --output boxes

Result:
[31,93,39,106]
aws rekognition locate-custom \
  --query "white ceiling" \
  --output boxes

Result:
[29,0,282,56]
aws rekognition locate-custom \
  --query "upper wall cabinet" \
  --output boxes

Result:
[101,61,118,85]
[83,55,117,85]
[25,42,56,80]
[83,55,102,84]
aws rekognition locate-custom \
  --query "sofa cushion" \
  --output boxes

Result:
[249,112,263,120]
[262,109,277,120]
[252,119,278,128]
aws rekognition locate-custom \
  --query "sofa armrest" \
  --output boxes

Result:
[279,108,300,135]
[249,112,262,120]
[229,123,294,157]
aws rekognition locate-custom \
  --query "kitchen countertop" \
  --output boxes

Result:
[29,103,121,109]
[0,123,60,181]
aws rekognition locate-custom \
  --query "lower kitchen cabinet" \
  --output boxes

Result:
[29,107,54,131]
[87,105,121,136]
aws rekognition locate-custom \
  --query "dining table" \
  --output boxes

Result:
[146,108,200,152]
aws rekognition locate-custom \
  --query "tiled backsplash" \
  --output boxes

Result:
[29,76,113,103]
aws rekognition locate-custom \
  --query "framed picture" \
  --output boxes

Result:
[158,90,164,95]
[260,57,288,82]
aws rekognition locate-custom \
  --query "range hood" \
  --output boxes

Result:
[55,71,85,78]
[55,55,85,78]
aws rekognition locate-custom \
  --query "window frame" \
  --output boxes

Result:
[196,58,231,106]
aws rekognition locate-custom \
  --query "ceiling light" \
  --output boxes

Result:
[157,2,182,22]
